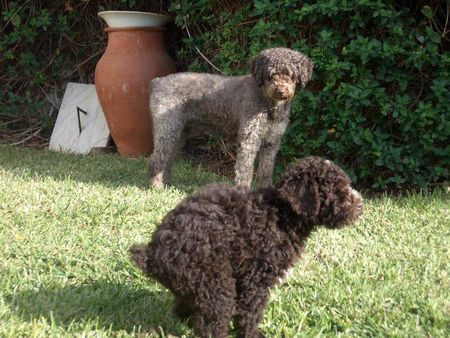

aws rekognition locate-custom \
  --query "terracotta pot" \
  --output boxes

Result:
[95,26,175,157]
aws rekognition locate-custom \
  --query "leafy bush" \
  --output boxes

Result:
[169,0,449,190]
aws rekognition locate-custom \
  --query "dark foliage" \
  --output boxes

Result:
[0,0,175,145]
[168,0,449,190]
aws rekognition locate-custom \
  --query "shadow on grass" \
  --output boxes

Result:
[0,146,225,193]
[7,279,190,336]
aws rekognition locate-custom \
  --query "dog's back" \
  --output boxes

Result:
[149,72,267,138]
[130,184,250,285]
[150,72,249,98]
[130,183,300,293]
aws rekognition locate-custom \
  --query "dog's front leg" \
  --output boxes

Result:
[235,116,265,186]
[256,138,282,188]
[256,119,288,187]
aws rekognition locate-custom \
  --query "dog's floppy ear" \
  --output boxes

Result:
[250,54,268,87]
[295,55,314,88]
[129,244,149,271]
[277,170,320,219]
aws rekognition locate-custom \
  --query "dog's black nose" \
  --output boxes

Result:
[276,88,291,100]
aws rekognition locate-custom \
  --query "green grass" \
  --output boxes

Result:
[0,145,448,337]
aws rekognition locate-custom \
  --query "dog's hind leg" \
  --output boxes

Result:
[192,294,235,338]
[234,286,270,338]
[148,108,187,189]
[173,294,194,320]
[190,265,236,338]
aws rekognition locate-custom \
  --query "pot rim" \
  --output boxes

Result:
[98,10,171,18]
[104,26,166,33]
[98,11,173,28]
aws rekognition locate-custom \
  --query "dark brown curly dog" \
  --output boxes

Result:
[130,157,363,338]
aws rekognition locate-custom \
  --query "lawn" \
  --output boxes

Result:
[0,145,448,337]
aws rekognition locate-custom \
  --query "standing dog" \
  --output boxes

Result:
[148,48,313,189]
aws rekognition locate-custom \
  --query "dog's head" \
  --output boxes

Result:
[276,157,363,228]
[251,47,314,101]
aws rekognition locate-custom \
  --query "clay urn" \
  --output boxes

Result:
[95,11,176,157]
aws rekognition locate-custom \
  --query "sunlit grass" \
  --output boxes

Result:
[0,145,448,337]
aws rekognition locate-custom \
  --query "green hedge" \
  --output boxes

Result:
[168,0,449,190]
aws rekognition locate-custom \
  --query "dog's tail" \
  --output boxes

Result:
[129,244,150,272]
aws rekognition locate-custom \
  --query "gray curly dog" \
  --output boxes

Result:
[148,48,314,189]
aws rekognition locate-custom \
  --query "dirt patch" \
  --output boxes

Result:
[182,136,235,178]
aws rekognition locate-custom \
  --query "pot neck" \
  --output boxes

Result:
[105,27,166,50]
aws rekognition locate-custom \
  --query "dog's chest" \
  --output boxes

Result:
[262,117,289,142]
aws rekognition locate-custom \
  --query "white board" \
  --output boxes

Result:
[49,83,110,154]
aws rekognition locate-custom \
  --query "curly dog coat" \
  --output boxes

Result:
[130,157,363,338]
[148,47,314,189]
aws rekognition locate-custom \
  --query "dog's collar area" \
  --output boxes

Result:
[266,101,290,120]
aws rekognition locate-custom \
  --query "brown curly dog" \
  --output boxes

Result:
[130,157,363,338]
